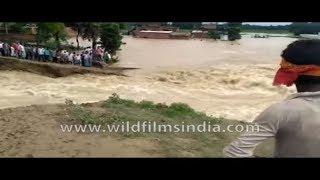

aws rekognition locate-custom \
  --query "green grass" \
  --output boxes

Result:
[66,93,273,157]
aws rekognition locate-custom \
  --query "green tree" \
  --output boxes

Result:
[99,23,123,56]
[241,24,290,32]
[227,22,241,41]
[119,23,127,30]
[289,22,320,35]
[208,31,220,39]
[80,23,101,49]
[36,22,66,48]
[69,22,86,49]
[10,23,28,33]
[1,22,8,34]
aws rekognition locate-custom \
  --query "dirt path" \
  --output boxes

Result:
[0,104,163,157]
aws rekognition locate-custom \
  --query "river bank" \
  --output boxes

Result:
[0,56,137,78]
[0,95,273,157]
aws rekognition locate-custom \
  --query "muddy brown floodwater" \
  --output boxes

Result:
[0,35,297,122]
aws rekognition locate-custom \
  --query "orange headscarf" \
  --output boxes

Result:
[273,59,320,86]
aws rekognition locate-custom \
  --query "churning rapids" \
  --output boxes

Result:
[0,35,297,122]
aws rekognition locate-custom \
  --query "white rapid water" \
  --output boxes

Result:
[0,35,297,122]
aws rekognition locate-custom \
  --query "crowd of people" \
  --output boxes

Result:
[0,41,112,68]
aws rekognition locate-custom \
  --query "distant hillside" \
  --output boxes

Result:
[241,24,291,34]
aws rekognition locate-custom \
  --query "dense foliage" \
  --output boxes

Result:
[227,23,241,41]
[99,23,123,55]
[289,22,320,35]
[36,22,66,48]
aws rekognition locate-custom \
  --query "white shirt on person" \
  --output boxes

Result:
[84,54,90,61]
[38,48,43,55]
[68,54,74,61]
[63,50,69,57]
[223,91,320,157]
[19,44,25,52]
[75,55,81,61]
[10,47,15,56]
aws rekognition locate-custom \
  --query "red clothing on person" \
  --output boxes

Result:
[12,43,20,54]
[94,47,104,56]
[273,59,320,87]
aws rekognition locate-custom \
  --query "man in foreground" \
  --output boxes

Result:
[223,39,320,157]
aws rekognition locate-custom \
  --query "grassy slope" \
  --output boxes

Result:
[67,93,273,157]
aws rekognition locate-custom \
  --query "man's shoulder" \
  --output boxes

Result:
[265,97,308,116]
[269,97,297,108]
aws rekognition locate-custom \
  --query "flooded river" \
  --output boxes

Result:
[0,35,297,122]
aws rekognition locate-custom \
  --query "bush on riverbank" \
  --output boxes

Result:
[66,93,273,157]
